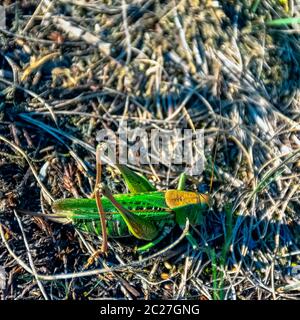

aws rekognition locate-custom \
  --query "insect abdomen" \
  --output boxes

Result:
[74,217,131,238]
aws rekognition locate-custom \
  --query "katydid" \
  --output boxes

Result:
[51,146,210,253]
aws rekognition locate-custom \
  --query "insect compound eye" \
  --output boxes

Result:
[197,183,209,194]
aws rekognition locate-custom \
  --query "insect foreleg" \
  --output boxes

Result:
[94,143,110,254]
[185,232,200,249]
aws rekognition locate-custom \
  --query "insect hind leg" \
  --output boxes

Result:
[135,224,174,253]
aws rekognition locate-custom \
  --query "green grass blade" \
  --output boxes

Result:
[210,248,220,300]
[251,0,261,13]
[266,17,300,27]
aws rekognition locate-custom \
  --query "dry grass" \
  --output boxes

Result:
[1,0,300,300]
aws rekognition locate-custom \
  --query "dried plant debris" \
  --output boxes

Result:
[0,0,300,300]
